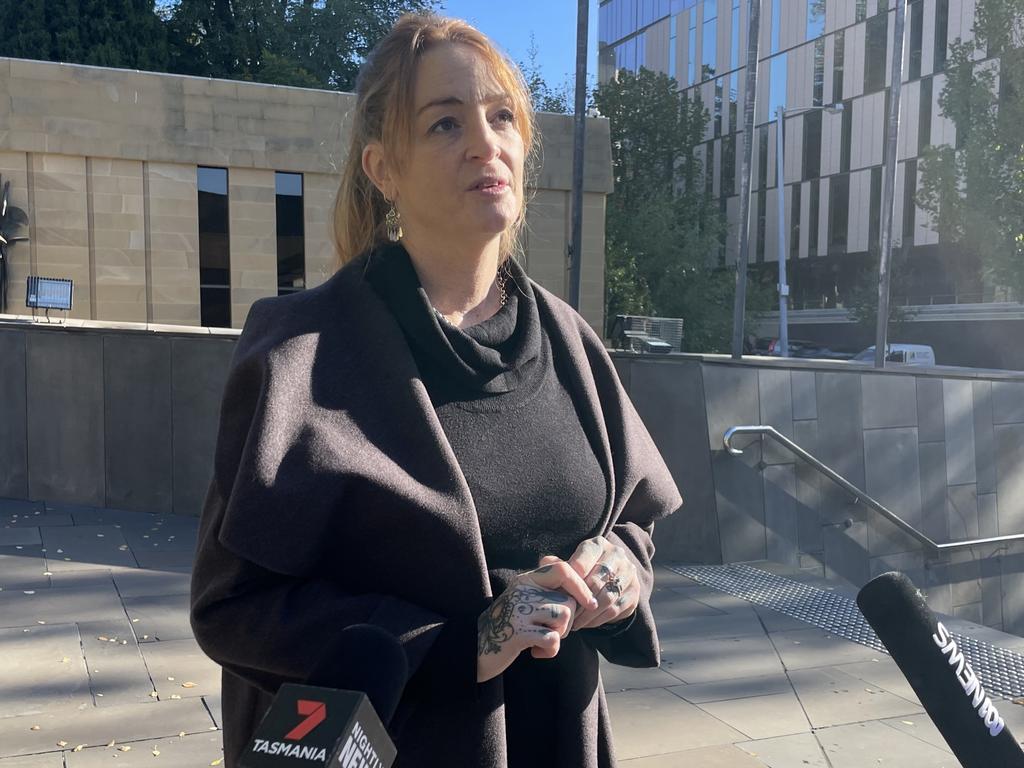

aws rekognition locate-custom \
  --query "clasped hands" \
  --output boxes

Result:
[476,536,639,682]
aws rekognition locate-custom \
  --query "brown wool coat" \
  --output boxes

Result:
[190,253,683,768]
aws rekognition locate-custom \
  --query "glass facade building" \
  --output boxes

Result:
[599,0,986,309]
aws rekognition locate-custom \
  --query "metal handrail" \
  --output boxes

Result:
[723,425,1024,552]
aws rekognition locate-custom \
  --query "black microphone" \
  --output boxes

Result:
[240,624,407,767]
[857,571,1024,768]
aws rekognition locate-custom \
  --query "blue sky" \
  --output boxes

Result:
[437,0,601,94]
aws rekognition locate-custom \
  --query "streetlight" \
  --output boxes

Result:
[774,102,843,357]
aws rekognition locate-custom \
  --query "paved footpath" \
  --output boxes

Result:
[3,498,1024,767]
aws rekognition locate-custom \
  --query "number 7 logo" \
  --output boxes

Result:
[285,700,327,741]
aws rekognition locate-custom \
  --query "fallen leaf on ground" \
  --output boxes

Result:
[170,694,181,700]
[107,740,116,748]
[152,747,161,756]
[181,682,197,688]
[149,691,158,698]
[57,741,67,747]
[72,745,86,752]
[211,759,223,766]
[118,745,132,752]
[30,725,40,731]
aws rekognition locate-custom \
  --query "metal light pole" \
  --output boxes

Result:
[774,105,790,357]
[731,0,761,358]
[874,0,908,367]
[568,0,589,312]
[774,103,843,358]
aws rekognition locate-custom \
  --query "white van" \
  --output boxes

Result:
[852,344,936,366]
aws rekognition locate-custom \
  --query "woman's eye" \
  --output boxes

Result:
[431,117,458,133]
[495,109,515,124]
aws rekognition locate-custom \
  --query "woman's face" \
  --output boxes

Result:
[386,43,525,251]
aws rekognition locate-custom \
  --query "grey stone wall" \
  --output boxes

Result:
[616,354,1024,637]
[0,321,234,517]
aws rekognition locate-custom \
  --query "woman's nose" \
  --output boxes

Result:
[464,116,501,162]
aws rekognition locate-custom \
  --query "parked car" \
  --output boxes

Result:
[755,337,855,360]
[851,343,936,366]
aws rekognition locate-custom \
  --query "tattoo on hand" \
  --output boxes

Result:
[477,586,569,657]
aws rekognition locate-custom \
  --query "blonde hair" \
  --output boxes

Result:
[331,13,536,269]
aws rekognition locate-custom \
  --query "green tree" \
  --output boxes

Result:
[594,68,766,352]
[0,0,169,71]
[917,0,1024,300]
[162,0,435,90]
[519,34,571,114]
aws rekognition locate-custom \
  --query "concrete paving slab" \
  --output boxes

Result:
[65,730,224,767]
[660,633,785,684]
[0,623,92,718]
[0,583,125,628]
[0,699,216,759]
[600,661,687,692]
[655,608,767,641]
[40,525,138,572]
[3,513,74,527]
[620,744,767,766]
[606,688,747,760]
[878,715,955,753]
[666,584,764,613]
[46,570,120,590]
[735,732,830,767]
[787,666,923,728]
[0,528,41,547]
[122,594,193,642]
[752,606,810,633]
[769,627,883,670]
[203,693,223,730]
[0,754,64,767]
[667,673,794,704]
[649,586,726,617]
[130,548,195,570]
[140,637,221,702]
[0,545,51,590]
[77,619,157,707]
[832,657,922,706]
[650,565,700,589]
[694,690,812,740]
[109,567,190,598]
[0,498,44,515]
[815,720,957,767]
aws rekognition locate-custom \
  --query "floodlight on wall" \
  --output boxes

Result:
[26,276,73,322]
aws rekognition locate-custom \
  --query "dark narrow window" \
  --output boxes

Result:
[813,38,825,106]
[718,196,728,263]
[702,0,718,79]
[909,0,923,80]
[198,166,230,328]
[868,166,882,253]
[840,99,852,172]
[829,173,850,254]
[758,124,769,190]
[714,77,724,136]
[275,172,305,296]
[864,13,888,93]
[688,9,697,84]
[705,141,715,198]
[723,132,736,196]
[770,0,781,53]
[756,189,767,261]
[855,0,867,22]
[791,182,802,258]
[803,109,822,180]
[934,0,949,72]
[730,0,741,69]
[669,14,678,78]
[729,71,738,132]
[902,158,917,245]
[807,0,825,40]
[808,178,820,257]
[833,31,845,102]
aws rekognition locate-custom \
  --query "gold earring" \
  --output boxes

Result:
[384,197,403,242]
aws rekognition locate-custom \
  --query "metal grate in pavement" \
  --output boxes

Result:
[667,563,1024,699]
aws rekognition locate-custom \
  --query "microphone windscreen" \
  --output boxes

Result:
[308,623,408,726]
[857,571,1024,768]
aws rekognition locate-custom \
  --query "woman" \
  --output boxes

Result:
[190,13,682,768]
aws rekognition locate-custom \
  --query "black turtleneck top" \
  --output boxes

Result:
[364,243,615,766]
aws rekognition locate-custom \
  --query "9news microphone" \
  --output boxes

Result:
[857,571,1024,768]
[240,624,407,768]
